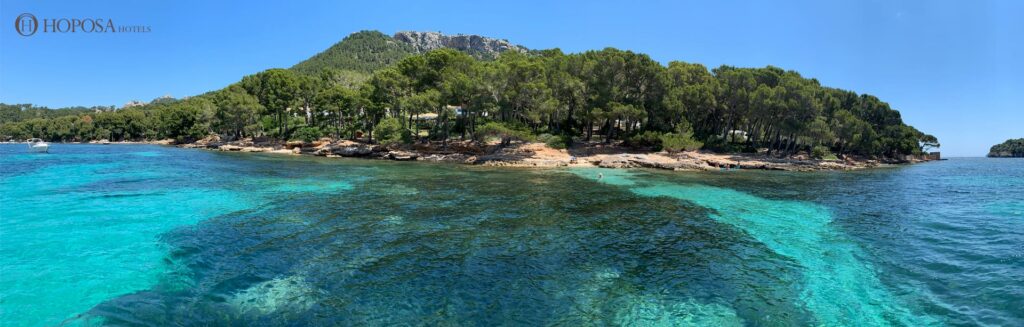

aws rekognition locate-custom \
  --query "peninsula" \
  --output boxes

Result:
[0,30,939,170]
[988,138,1024,157]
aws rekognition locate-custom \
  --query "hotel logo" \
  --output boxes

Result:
[14,12,151,37]
[15,13,37,36]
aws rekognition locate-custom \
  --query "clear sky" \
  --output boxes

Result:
[1,0,1020,156]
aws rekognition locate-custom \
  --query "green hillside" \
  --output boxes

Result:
[290,30,416,75]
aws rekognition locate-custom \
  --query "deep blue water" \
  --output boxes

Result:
[1,144,1021,326]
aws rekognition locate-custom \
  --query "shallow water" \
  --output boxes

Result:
[1,145,1021,326]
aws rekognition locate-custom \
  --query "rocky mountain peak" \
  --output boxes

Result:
[392,31,528,58]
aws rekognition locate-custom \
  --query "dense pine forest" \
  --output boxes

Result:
[0,31,938,158]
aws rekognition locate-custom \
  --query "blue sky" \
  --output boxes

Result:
[1,0,1020,156]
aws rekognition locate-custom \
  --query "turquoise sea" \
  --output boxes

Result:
[1,144,1021,326]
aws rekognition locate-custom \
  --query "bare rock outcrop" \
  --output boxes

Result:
[393,31,528,59]
[313,141,386,157]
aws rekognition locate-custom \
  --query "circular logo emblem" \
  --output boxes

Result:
[15,13,38,37]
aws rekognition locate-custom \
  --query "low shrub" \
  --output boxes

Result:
[545,135,568,149]
[660,131,703,152]
[373,117,411,144]
[626,131,664,149]
[812,145,838,160]
[475,122,533,145]
[292,126,322,143]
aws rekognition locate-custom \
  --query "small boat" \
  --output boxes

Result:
[27,138,49,153]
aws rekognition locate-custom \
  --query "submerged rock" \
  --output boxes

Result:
[228,275,317,316]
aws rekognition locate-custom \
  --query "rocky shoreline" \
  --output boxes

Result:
[6,137,930,171]
[159,136,929,172]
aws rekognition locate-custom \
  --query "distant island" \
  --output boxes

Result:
[0,30,940,170]
[988,138,1024,158]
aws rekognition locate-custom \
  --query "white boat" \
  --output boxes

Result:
[27,138,49,153]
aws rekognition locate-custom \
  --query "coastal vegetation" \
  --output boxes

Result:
[0,30,937,159]
[988,138,1024,157]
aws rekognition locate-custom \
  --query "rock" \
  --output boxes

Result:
[190,134,221,148]
[335,146,372,156]
[312,147,331,156]
[598,158,632,168]
[218,145,243,151]
[285,141,306,149]
[312,138,333,147]
[203,134,221,143]
[393,31,528,59]
[266,149,295,155]
[233,138,255,147]
[420,153,471,163]
[240,147,267,153]
[292,147,302,154]
[387,151,419,161]
[326,144,385,157]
